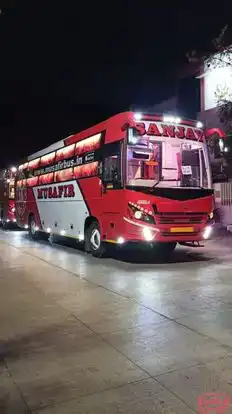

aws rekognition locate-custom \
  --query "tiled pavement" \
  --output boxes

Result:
[0,230,232,413]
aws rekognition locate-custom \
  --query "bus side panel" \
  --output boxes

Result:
[100,189,125,241]
[27,187,42,228]
[15,187,41,229]
[32,180,89,237]
[78,178,126,240]
[78,177,103,231]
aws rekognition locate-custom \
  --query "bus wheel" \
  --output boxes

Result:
[2,221,8,230]
[85,221,105,257]
[153,242,177,258]
[29,215,40,240]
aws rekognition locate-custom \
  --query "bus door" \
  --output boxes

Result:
[100,140,124,240]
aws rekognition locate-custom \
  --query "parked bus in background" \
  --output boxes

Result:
[0,167,17,228]
[15,112,214,257]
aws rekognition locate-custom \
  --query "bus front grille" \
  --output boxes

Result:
[154,212,206,225]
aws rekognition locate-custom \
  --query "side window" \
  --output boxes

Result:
[102,141,122,188]
[9,182,15,199]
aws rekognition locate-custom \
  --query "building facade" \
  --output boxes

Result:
[197,51,232,130]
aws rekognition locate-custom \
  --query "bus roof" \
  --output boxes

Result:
[28,139,65,161]
[27,112,200,161]
[27,112,131,161]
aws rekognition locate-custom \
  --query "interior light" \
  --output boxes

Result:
[163,115,181,124]
[163,115,175,123]
[134,112,142,121]
[117,237,125,244]
[196,121,203,128]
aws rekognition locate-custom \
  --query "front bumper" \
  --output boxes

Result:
[123,216,213,243]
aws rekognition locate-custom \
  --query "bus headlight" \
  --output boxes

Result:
[117,237,125,244]
[134,210,142,219]
[203,225,213,240]
[128,202,155,224]
[143,227,154,241]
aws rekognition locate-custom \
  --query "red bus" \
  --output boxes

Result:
[15,112,214,257]
[0,168,17,228]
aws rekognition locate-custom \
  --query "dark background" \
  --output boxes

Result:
[0,1,229,166]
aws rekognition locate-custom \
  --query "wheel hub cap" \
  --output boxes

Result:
[90,229,101,250]
[31,221,36,235]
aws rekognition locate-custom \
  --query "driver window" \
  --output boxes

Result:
[181,146,200,187]
[102,141,122,188]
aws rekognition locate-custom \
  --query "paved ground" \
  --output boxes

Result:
[0,229,232,413]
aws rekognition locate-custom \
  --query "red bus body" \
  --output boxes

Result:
[0,169,17,227]
[15,112,214,251]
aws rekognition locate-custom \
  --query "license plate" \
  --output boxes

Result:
[170,227,194,233]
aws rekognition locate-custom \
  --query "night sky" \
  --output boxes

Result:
[0,1,229,166]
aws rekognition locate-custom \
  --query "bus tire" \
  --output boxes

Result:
[85,221,105,257]
[2,220,8,230]
[28,215,40,240]
[153,242,177,258]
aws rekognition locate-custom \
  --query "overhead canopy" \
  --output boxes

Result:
[205,128,226,139]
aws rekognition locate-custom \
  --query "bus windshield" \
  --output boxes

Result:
[126,136,210,189]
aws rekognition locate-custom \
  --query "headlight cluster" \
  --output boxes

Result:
[128,202,155,224]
